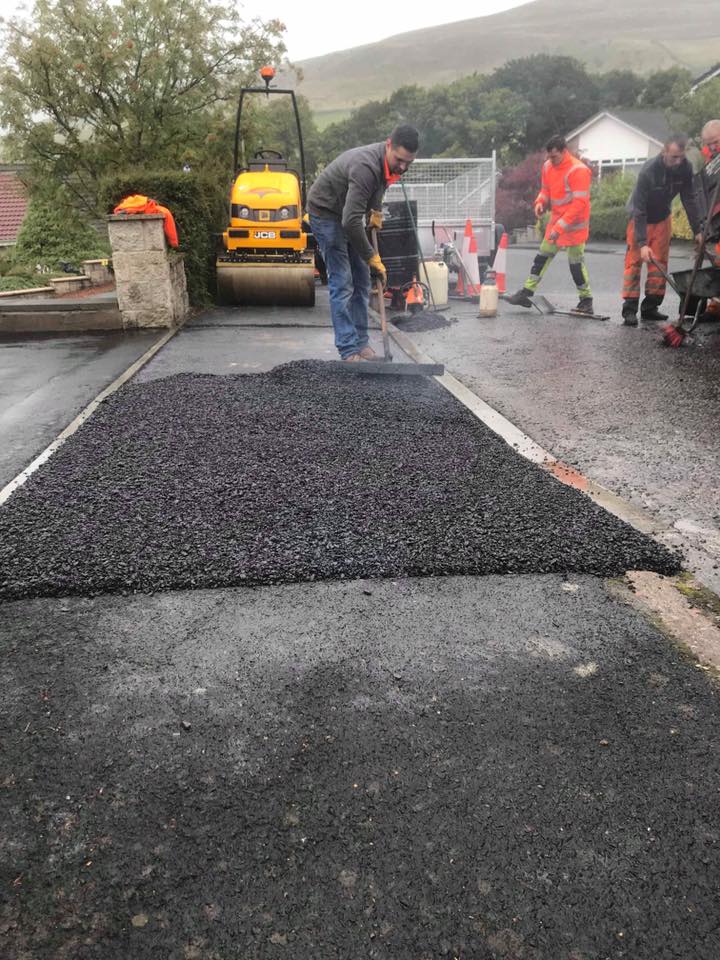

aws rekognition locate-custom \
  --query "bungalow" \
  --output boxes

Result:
[565,110,672,178]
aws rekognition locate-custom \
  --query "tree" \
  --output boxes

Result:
[0,0,286,212]
[248,94,322,177]
[638,67,692,108]
[671,77,720,141]
[440,81,530,162]
[490,55,601,150]
[597,70,644,109]
[495,151,545,231]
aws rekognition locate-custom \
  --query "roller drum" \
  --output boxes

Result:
[216,262,315,307]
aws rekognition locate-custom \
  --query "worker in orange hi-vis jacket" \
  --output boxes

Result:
[506,134,594,315]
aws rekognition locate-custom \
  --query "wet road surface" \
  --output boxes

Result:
[2,575,719,959]
[399,244,720,591]
[0,330,159,488]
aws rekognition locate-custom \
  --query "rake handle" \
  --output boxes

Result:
[371,227,392,362]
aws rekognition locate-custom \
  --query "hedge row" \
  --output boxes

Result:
[99,171,227,306]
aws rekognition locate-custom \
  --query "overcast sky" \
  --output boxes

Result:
[0,0,534,61]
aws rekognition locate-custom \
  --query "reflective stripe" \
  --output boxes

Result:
[551,190,589,206]
[556,219,589,233]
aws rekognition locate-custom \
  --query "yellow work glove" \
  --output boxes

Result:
[368,253,387,288]
[368,209,383,231]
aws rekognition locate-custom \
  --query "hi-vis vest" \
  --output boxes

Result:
[535,152,591,246]
[113,195,179,248]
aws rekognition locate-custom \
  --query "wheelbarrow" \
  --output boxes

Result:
[650,256,720,346]
[658,171,720,347]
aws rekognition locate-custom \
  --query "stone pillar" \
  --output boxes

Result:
[107,214,190,329]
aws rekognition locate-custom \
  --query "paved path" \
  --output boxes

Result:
[2,277,720,958]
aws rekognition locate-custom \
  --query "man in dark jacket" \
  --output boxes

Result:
[621,135,702,326]
[307,125,419,361]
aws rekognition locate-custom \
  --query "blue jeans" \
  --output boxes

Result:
[309,215,371,359]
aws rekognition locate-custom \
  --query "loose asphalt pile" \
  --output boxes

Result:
[0,360,680,601]
[390,311,457,332]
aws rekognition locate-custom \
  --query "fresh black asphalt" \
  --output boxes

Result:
[2,574,719,959]
[0,360,680,602]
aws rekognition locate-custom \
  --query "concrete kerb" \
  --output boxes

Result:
[385,316,720,671]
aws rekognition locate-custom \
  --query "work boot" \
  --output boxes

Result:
[342,353,364,363]
[574,298,594,315]
[505,287,534,308]
[622,309,638,326]
[640,306,668,321]
[622,302,638,326]
[358,345,380,360]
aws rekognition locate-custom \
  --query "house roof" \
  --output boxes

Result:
[566,109,671,146]
[691,62,720,90]
[0,168,29,244]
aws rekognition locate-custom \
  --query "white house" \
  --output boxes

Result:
[566,110,672,178]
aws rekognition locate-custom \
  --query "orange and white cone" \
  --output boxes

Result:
[491,231,508,294]
[454,220,474,297]
[463,230,482,297]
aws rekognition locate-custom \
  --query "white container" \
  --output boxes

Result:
[420,260,449,309]
[478,273,498,317]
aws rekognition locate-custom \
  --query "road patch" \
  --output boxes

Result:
[0,361,680,601]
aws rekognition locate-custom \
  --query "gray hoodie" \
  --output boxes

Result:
[307,142,387,261]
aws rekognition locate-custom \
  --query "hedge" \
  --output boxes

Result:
[589,206,629,240]
[99,171,227,306]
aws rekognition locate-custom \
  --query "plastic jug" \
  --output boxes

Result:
[420,260,449,309]
[478,269,498,317]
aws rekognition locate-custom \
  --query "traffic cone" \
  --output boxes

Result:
[491,231,508,294]
[461,219,473,262]
[463,230,482,297]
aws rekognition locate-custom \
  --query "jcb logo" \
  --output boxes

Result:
[254,230,276,239]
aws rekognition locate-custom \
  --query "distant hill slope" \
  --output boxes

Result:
[294,0,720,119]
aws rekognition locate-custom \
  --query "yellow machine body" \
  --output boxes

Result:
[216,164,315,306]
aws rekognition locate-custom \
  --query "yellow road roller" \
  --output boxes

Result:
[216,66,315,307]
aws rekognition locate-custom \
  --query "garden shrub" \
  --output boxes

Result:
[100,170,226,306]
[13,182,109,270]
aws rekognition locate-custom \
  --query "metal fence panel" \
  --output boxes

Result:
[384,155,496,228]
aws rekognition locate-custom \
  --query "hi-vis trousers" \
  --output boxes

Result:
[622,217,671,307]
[523,239,592,299]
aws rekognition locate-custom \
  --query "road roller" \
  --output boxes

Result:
[216,66,315,307]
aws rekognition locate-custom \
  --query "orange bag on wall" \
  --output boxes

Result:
[113,194,179,248]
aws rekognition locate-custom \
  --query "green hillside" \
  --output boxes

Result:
[292,0,720,121]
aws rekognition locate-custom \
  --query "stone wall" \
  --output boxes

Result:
[107,214,189,329]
